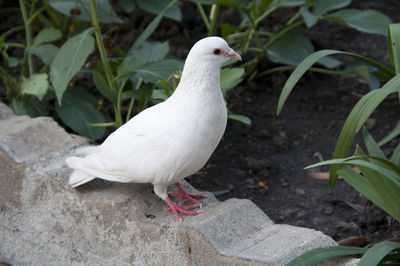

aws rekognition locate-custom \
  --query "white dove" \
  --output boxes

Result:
[66,37,242,221]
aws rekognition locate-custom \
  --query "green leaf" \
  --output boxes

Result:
[326,9,392,36]
[134,59,183,84]
[136,0,181,21]
[190,0,217,4]
[278,0,305,7]
[329,73,400,187]
[151,89,170,100]
[48,0,123,23]
[312,0,351,16]
[117,0,135,13]
[50,28,94,104]
[277,49,394,116]
[388,23,400,74]
[301,7,318,28]
[362,127,386,158]
[132,0,179,49]
[55,87,105,141]
[391,144,400,165]
[228,114,251,125]
[92,69,117,104]
[21,73,49,101]
[358,241,400,266]
[129,41,169,63]
[27,44,59,65]
[286,245,366,266]
[33,27,62,46]
[378,120,400,146]
[267,27,314,66]
[220,67,244,96]
[337,166,394,222]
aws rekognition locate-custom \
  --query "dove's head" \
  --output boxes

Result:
[185,37,242,67]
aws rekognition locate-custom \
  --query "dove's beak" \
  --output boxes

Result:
[226,49,242,61]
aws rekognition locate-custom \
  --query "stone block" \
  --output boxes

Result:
[0,102,14,120]
[0,116,87,163]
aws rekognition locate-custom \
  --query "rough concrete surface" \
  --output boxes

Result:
[0,103,357,265]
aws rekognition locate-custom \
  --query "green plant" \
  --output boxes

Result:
[287,128,400,265]
[278,22,400,266]
[195,0,391,79]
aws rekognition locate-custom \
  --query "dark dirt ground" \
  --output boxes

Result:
[1,0,400,248]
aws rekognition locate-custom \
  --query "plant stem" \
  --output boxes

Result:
[19,0,33,77]
[1,25,25,39]
[89,0,122,126]
[196,3,210,33]
[208,4,220,36]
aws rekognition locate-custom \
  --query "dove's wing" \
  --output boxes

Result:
[71,102,186,184]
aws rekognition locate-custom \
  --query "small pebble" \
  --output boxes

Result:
[295,188,305,195]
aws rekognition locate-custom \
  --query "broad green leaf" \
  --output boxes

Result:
[21,73,49,101]
[50,28,94,104]
[33,27,62,46]
[267,27,314,66]
[228,114,251,125]
[388,23,400,74]
[220,67,244,96]
[379,120,400,146]
[190,0,217,4]
[48,0,123,23]
[27,44,59,65]
[286,245,366,266]
[312,0,351,16]
[358,241,400,266]
[11,96,51,117]
[133,0,179,49]
[326,9,391,36]
[117,55,145,76]
[92,69,117,103]
[136,0,181,21]
[7,57,20,67]
[55,87,105,140]
[151,89,170,101]
[129,41,169,63]
[118,0,135,13]
[278,0,305,7]
[301,7,318,28]
[134,59,183,84]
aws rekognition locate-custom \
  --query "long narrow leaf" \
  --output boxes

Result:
[378,120,400,146]
[277,49,394,115]
[358,241,400,266]
[329,73,400,187]
[286,245,366,266]
[362,127,386,158]
[133,0,179,49]
[391,144,400,165]
[388,23,400,73]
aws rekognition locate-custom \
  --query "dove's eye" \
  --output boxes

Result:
[213,48,221,55]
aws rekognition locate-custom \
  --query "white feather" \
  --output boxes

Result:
[66,37,239,200]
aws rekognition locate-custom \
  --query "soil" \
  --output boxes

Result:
[1,0,400,247]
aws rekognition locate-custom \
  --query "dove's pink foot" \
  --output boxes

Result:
[164,198,201,221]
[169,182,206,207]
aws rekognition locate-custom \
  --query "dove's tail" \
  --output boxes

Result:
[74,145,100,156]
[66,156,96,187]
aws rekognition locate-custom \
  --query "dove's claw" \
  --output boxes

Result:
[164,198,201,221]
[169,182,207,207]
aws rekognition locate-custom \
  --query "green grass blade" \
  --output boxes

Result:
[285,245,366,266]
[391,143,400,165]
[362,127,386,158]
[388,23,400,74]
[277,49,394,115]
[132,0,179,49]
[378,120,400,146]
[328,72,400,188]
[358,241,400,266]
